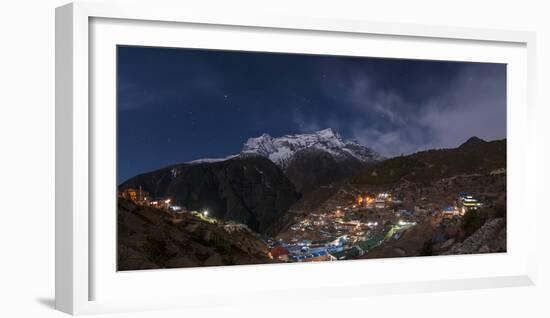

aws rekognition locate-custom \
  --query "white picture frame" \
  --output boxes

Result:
[55,1,537,315]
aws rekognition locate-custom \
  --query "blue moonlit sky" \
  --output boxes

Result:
[117,46,506,183]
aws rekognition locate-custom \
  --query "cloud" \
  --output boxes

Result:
[316,64,506,157]
[349,124,428,157]
[292,108,323,133]
[329,73,408,126]
[417,65,506,149]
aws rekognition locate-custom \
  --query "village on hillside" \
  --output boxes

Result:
[119,165,505,264]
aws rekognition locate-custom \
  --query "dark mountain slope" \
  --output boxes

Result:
[284,147,365,193]
[119,156,300,233]
[350,138,506,185]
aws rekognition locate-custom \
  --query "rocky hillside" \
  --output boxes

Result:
[119,156,300,233]
[442,217,506,255]
[350,137,506,185]
[117,198,272,270]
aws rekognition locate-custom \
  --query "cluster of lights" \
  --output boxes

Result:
[357,195,376,206]
[398,220,416,226]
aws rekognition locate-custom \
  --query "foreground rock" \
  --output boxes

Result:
[117,199,272,270]
[443,217,506,255]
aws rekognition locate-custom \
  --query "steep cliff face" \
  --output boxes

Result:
[119,156,300,233]
[117,199,272,270]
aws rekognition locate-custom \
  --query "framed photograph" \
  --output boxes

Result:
[56,2,537,315]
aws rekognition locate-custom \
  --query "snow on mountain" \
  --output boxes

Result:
[186,154,239,164]
[240,128,382,169]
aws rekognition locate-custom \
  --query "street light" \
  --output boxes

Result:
[203,210,208,217]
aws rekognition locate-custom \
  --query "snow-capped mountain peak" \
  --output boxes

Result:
[241,128,381,169]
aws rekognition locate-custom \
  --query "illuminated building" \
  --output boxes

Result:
[119,186,149,203]
[458,193,482,211]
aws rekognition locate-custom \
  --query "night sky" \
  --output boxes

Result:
[117,46,506,183]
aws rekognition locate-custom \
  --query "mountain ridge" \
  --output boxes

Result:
[350,137,506,185]
[240,128,382,170]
